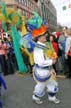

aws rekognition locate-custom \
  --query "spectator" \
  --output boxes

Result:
[58,26,69,75]
[0,39,9,75]
[65,29,71,78]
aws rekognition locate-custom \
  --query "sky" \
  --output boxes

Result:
[51,0,71,27]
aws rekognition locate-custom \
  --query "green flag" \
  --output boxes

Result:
[62,6,67,10]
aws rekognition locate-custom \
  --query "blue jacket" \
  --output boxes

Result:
[58,34,66,53]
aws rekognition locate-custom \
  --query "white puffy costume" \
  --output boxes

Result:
[30,24,60,104]
[33,41,58,100]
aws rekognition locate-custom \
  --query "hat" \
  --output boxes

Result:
[55,32,61,38]
[32,25,47,38]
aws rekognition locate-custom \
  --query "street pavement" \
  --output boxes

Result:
[1,73,71,108]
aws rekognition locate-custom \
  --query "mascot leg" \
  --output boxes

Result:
[46,79,60,104]
[32,83,45,104]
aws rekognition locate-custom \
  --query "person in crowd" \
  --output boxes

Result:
[55,32,61,42]
[65,29,71,78]
[58,26,69,75]
[49,34,58,55]
[0,21,4,40]
[7,35,18,74]
[32,25,60,104]
[0,37,9,76]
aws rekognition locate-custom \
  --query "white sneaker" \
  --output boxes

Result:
[48,96,60,104]
[32,95,43,104]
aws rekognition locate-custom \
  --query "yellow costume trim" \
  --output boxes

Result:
[44,42,58,59]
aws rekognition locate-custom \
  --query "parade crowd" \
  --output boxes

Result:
[0,22,71,78]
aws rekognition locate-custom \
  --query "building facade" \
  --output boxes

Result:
[1,0,57,31]
[40,0,57,31]
[2,0,40,18]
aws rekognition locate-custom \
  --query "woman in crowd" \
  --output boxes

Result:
[58,27,69,75]
[0,38,9,76]
[65,29,71,78]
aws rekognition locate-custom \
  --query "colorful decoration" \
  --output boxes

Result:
[27,12,43,30]
[62,2,71,10]
[7,8,14,13]
[1,3,28,73]
[2,3,22,26]
[0,13,6,22]
[21,47,34,66]
[68,3,71,8]
[20,22,28,36]
[20,32,35,52]
[2,3,8,19]
[32,25,47,38]
[44,42,58,59]
[2,22,7,32]
[11,26,28,73]
[62,5,67,10]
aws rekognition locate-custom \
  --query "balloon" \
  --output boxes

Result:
[27,12,43,30]
[11,26,28,73]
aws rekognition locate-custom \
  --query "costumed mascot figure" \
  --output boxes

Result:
[20,12,60,104]
[0,74,7,108]
[25,17,60,104]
